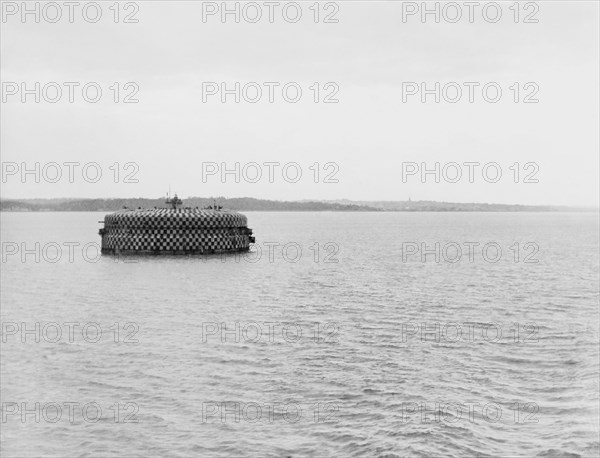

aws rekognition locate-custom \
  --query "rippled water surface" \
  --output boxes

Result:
[1,212,599,457]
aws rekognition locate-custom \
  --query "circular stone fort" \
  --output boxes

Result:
[98,195,255,255]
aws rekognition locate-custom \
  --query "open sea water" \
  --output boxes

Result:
[1,211,598,457]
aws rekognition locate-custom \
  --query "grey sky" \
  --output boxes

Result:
[1,1,598,206]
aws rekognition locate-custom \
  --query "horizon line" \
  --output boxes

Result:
[1,196,598,210]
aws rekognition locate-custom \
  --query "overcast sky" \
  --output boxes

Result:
[1,1,598,206]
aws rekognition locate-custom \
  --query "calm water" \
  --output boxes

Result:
[1,212,599,457]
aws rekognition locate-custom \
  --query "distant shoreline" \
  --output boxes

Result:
[1,198,597,213]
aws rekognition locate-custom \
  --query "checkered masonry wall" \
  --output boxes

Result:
[99,208,255,254]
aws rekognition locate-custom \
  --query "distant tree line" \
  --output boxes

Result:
[0,197,591,212]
